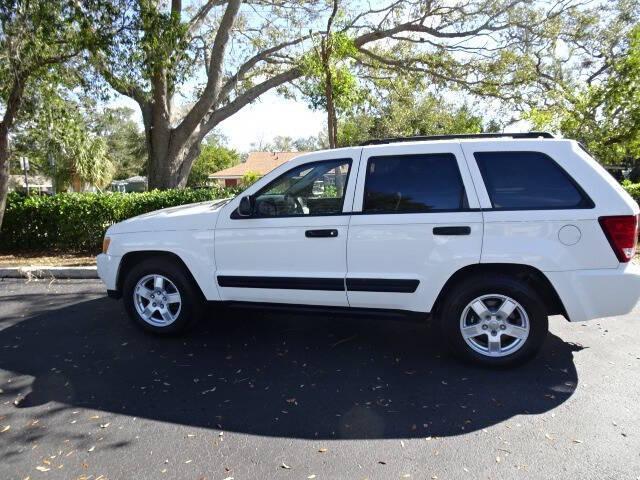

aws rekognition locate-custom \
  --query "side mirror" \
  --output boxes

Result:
[237,195,253,217]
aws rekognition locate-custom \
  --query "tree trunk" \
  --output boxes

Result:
[0,124,11,231]
[322,49,338,148]
[0,74,26,232]
[145,124,203,190]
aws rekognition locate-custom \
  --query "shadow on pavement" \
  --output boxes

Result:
[0,295,582,440]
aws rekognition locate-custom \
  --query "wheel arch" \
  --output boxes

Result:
[115,250,206,301]
[431,263,568,320]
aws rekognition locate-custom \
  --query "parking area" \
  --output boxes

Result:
[0,278,639,479]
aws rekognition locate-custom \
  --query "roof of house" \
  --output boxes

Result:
[209,151,303,179]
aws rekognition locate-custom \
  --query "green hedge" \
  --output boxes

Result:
[0,188,240,253]
[624,183,640,203]
[1,183,639,254]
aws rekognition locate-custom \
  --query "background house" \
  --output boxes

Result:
[209,151,302,187]
[110,176,148,193]
[8,174,53,195]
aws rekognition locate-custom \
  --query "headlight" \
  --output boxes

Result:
[102,236,111,254]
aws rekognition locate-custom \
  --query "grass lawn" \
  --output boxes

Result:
[0,253,96,267]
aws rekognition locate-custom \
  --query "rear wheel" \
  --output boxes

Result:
[439,274,548,367]
[122,257,204,335]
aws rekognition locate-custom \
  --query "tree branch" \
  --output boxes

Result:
[92,55,148,106]
[187,0,226,37]
[174,0,243,144]
[218,34,310,103]
[205,66,302,129]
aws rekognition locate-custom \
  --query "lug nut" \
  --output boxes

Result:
[151,294,155,299]
[500,324,506,330]
[482,324,488,330]
[152,303,156,307]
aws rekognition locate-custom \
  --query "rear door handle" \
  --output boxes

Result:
[433,226,471,236]
[305,229,338,238]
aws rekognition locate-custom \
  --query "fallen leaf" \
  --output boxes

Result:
[87,446,95,452]
[0,425,10,433]
[36,467,50,472]
[99,423,110,429]
[307,475,316,479]
[572,439,583,444]
[281,463,291,469]
[318,448,327,453]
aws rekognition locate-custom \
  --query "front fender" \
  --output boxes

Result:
[106,229,220,301]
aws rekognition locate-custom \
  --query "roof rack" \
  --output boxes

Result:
[359,131,555,146]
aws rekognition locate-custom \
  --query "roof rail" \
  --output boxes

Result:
[359,131,555,146]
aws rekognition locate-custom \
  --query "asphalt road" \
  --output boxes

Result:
[0,279,639,480]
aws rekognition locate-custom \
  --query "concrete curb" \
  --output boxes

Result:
[0,266,98,279]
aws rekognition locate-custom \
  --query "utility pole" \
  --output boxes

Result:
[48,151,56,194]
[48,121,56,195]
[19,156,29,195]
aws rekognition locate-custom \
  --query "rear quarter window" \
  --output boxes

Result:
[475,151,594,210]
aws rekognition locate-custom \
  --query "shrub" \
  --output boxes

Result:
[624,182,640,204]
[0,187,240,253]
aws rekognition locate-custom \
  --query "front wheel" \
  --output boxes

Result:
[122,258,204,335]
[438,274,548,367]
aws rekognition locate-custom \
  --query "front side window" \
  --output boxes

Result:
[363,153,467,213]
[253,159,351,217]
[475,151,593,209]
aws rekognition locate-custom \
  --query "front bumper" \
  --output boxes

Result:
[546,263,640,322]
[96,253,122,292]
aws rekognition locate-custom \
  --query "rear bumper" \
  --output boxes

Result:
[546,263,640,322]
[96,253,121,292]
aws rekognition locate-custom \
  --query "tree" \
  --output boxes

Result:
[241,170,261,186]
[89,0,598,190]
[12,88,117,191]
[527,24,640,166]
[13,93,131,189]
[91,106,146,180]
[0,0,118,229]
[337,82,491,146]
[187,139,239,187]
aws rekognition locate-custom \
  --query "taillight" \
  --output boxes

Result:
[599,215,639,263]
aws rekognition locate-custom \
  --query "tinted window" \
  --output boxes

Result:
[253,159,350,217]
[475,151,592,209]
[363,154,467,213]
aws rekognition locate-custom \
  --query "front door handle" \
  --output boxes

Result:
[305,229,338,238]
[433,226,471,236]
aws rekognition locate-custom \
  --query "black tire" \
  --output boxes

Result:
[122,257,204,335]
[438,274,548,367]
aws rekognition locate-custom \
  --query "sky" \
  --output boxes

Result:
[215,92,325,151]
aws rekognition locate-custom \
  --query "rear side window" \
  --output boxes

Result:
[475,151,593,209]
[363,153,467,213]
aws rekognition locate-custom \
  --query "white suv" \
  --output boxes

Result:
[97,133,640,367]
